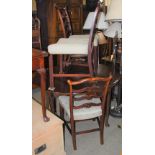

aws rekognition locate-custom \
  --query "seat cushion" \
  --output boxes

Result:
[54,38,88,57]
[58,95,102,120]
[57,36,98,46]
[48,34,98,55]
[48,42,88,55]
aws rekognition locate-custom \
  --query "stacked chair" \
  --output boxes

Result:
[47,2,119,150]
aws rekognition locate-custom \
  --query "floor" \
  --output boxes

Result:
[64,117,122,155]
[32,88,122,155]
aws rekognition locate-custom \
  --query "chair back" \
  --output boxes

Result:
[55,5,73,38]
[32,17,42,49]
[67,76,112,119]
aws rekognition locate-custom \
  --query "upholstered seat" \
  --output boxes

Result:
[48,33,99,55]
[58,34,99,46]
[48,42,88,55]
[58,95,102,120]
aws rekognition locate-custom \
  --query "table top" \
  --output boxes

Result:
[32,99,63,140]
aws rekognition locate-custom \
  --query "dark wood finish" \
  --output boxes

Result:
[47,2,121,126]
[32,17,42,49]
[47,0,83,44]
[36,0,48,51]
[60,76,112,150]
[32,48,49,122]
[48,61,121,126]
[49,4,100,90]
[55,5,73,38]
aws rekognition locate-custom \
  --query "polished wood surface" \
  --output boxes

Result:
[47,0,83,44]
[55,5,73,38]
[32,48,49,122]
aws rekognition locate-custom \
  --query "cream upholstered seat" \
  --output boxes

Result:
[48,35,98,55]
[58,95,102,120]
[48,42,88,55]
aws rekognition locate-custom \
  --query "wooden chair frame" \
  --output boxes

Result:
[59,76,112,150]
[49,4,100,90]
[55,5,73,38]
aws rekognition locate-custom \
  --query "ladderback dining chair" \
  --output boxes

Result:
[55,5,94,68]
[58,76,112,150]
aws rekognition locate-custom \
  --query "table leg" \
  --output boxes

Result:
[38,68,50,122]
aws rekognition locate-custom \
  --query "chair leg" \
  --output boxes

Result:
[70,119,77,150]
[60,106,65,149]
[99,116,104,145]
[47,90,56,113]
[49,55,54,88]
